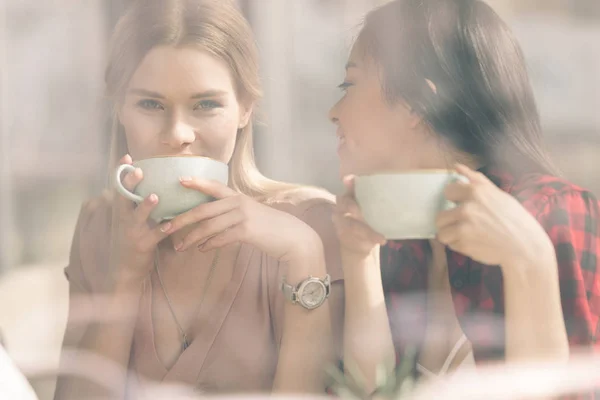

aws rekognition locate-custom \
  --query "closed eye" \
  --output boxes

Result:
[337,81,354,92]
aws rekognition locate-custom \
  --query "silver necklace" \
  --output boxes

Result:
[154,248,220,352]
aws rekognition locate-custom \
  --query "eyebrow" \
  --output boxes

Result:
[345,61,358,70]
[128,88,228,99]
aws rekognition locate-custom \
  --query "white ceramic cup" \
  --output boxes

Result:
[354,170,467,240]
[114,155,229,222]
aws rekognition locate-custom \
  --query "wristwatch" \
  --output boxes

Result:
[281,274,331,310]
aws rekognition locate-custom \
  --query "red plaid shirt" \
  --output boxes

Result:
[381,167,600,393]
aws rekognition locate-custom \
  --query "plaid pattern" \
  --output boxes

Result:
[381,167,600,395]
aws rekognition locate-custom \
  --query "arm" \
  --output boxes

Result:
[54,200,146,400]
[332,177,395,393]
[54,280,143,400]
[55,175,167,400]
[504,190,599,362]
[271,244,335,393]
[503,248,569,362]
[438,166,599,365]
[272,201,345,393]
[341,249,395,392]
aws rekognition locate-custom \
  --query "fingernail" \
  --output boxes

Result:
[174,241,184,251]
[160,222,171,233]
[149,194,158,203]
[180,176,191,182]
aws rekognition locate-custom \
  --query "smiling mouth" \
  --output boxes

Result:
[337,134,347,151]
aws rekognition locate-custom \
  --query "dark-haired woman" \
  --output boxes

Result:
[330,0,600,394]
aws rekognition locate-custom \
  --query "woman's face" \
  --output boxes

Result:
[329,45,445,178]
[119,46,251,163]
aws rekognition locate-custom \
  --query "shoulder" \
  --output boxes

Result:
[490,169,599,221]
[66,191,114,290]
[76,190,114,243]
[510,173,594,202]
[505,173,600,255]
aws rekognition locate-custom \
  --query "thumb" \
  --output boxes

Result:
[342,175,356,191]
[454,163,487,184]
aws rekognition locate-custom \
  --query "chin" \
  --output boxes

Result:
[338,162,354,179]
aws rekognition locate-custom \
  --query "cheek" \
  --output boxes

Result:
[192,109,240,160]
[342,99,397,151]
[202,108,240,145]
[120,108,164,157]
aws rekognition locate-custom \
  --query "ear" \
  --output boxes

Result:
[405,79,437,129]
[400,102,424,129]
[238,102,254,129]
[425,79,438,94]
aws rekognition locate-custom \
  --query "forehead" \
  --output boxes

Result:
[128,46,235,93]
[346,42,377,75]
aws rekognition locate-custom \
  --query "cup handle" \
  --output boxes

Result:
[114,164,144,203]
[444,173,469,210]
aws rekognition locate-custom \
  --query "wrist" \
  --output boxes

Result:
[90,280,144,324]
[341,245,380,269]
[106,265,149,294]
[501,233,555,268]
[501,244,557,284]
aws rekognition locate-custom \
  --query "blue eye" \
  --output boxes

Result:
[337,82,354,92]
[194,100,222,110]
[137,99,164,110]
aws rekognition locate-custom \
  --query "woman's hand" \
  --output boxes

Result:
[332,176,387,261]
[436,164,554,267]
[111,154,170,286]
[162,177,323,262]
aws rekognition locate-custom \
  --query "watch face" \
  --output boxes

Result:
[300,281,326,309]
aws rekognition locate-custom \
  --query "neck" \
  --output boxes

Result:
[419,127,483,171]
[435,141,482,172]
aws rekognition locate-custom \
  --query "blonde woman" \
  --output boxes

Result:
[54,0,343,398]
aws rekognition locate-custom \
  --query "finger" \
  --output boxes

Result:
[121,167,144,193]
[166,195,239,235]
[114,167,144,217]
[336,194,362,219]
[342,175,356,192]
[199,223,242,252]
[177,208,243,251]
[119,154,133,165]
[436,222,463,246]
[131,193,159,225]
[179,177,236,200]
[444,180,473,203]
[436,204,467,229]
[131,224,170,252]
[445,239,465,255]
[454,163,488,185]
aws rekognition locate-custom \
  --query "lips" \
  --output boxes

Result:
[336,130,347,151]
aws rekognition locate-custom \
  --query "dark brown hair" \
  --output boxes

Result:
[357,0,558,175]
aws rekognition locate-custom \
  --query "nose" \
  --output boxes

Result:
[329,100,340,125]
[161,111,196,150]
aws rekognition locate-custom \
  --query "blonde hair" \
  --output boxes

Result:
[105,0,297,200]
